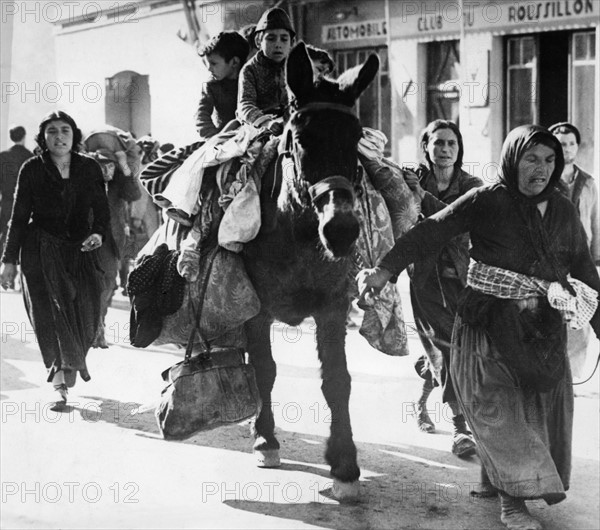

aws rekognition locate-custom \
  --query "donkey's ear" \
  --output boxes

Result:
[286,42,314,100]
[338,53,380,101]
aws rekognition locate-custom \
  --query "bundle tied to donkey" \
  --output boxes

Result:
[136,124,420,356]
[353,128,420,356]
[131,124,419,437]
[127,240,261,439]
[154,246,261,440]
[129,127,269,439]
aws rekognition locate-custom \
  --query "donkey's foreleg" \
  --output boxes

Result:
[315,306,360,497]
[245,312,280,467]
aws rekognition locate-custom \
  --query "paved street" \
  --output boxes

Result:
[1,273,599,529]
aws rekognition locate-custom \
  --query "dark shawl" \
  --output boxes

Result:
[379,125,600,391]
[462,126,569,390]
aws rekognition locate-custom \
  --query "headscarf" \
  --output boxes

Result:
[498,124,564,204]
[498,125,572,293]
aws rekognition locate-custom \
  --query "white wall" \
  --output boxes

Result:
[54,7,206,146]
[1,0,57,152]
[389,38,421,165]
[458,33,496,183]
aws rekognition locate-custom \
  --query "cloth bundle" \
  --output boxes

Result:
[468,261,598,330]
[358,127,420,239]
[350,127,420,356]
[155,248,260,348]
[139,142,203,201]
[352,168,410,356]
[154,125,265,219]
[83,126,140,177]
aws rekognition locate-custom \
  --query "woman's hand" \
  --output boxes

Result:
[356,267,393,305]
[81,233,103,252]
[0,263,17,290]
[402,168,425,200]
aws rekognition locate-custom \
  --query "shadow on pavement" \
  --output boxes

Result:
[1,335,42,399]
[69,392,598,530]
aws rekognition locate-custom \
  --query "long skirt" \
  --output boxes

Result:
[20,227,104,382]
[410,275,462,403]
[450,316,573,504]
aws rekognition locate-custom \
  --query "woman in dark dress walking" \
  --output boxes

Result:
[0,111,110,409]
[403,120,482,457]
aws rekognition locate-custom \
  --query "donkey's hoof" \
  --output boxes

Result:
[254,449,281,468]
[332,479,360,500]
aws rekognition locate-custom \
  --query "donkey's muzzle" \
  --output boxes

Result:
[321,210,360,257]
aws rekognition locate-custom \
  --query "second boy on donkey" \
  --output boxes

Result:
[196,31,250,140]
[151,7,296,227]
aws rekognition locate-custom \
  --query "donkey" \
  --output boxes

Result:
[242,42,380,500]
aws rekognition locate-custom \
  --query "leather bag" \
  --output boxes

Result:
[155,247,260,440]
[155,347,260,440]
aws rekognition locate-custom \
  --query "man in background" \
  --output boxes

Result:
[0,126,34,272]
[550,121,599,380]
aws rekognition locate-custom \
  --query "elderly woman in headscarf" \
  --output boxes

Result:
[357,125,600,530]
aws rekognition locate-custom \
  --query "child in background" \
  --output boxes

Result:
[306,44,335,80]
[240,24,259,61]
[237,7,296,136]
[196,31,250,140]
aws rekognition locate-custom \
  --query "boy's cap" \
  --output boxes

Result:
[255,8,295,38]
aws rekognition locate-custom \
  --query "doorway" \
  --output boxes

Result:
[105,71,151,138]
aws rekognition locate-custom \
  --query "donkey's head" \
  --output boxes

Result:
[283,42,379,258]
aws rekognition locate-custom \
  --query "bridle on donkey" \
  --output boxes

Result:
[275,102,363,205]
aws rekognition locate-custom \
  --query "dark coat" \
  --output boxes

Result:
[2,151,110,264]
[0,144,34,241]
[2,151,110,381]
[413,167,483,287]
[195,78,239,139]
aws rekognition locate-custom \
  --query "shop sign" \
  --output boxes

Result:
[391,0,598,40]
[322,19,387,43]
[504,0,595,24]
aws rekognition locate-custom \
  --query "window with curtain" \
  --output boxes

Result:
[426,40,461,124]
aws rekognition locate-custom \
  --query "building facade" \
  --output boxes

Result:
[298,0,599,178]
[1,0,269,150]
[2,0,598,178]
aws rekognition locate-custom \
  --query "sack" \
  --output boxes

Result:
[155,348,260,439]
[352,170,409,356]
[358,283,409,356]
[154,248,260,346]
[84,126,141,176]
[218,177,261,252]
